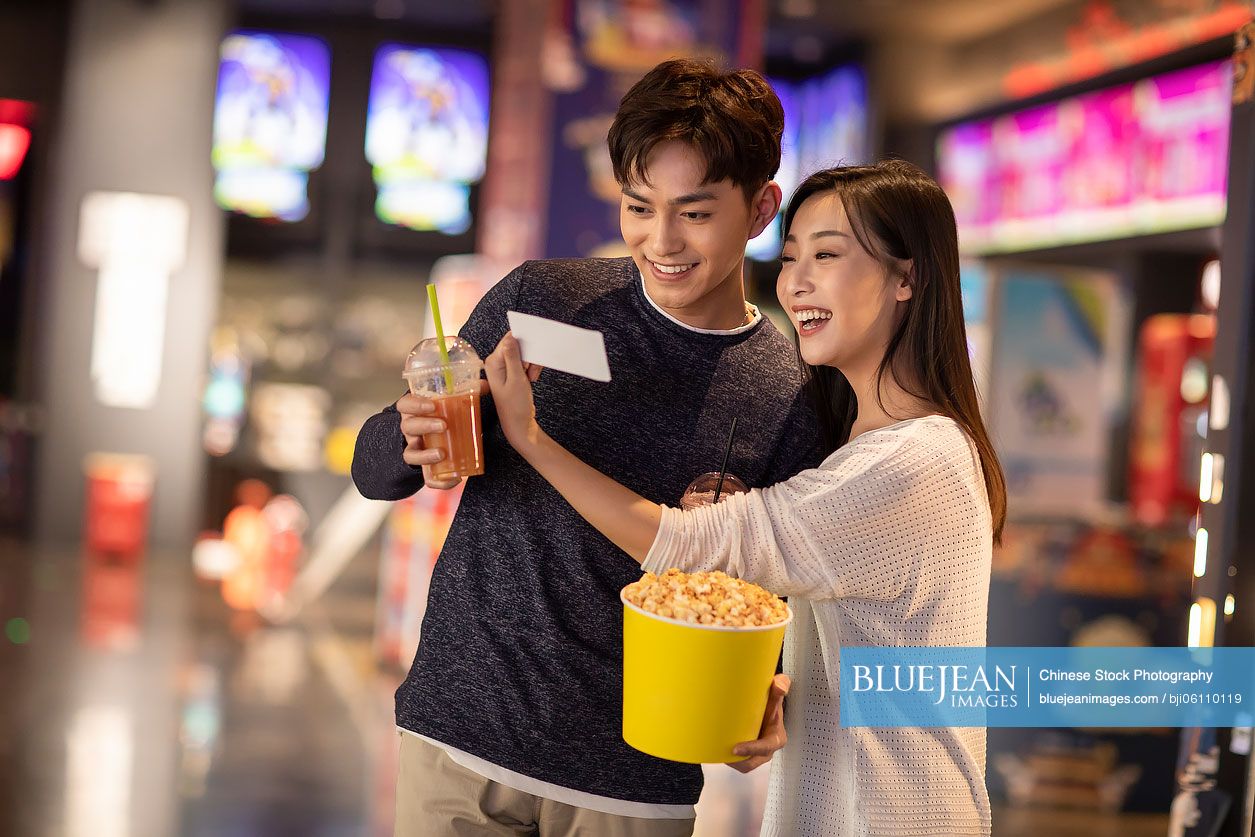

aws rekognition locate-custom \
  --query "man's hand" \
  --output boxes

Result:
[397,390,466,490]
[729,674,790,773]
[483,333,543,450]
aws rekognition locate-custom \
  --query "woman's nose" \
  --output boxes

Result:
[778,271,809,310]
[784,263,813,296]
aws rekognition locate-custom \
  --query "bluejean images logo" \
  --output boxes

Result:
[850,663,1020,708]
[840,647,1255,728]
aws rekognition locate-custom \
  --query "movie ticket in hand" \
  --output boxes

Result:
[506,311,612,382]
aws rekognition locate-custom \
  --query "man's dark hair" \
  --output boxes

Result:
[608,58,784,198]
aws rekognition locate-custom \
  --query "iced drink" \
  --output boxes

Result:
[680,472,749,510]
[422,390,484,480]
[403,336,485,480]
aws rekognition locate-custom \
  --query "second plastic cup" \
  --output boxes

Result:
[679,471,749,510]
[621,591,791,763]
[403,336,485,481]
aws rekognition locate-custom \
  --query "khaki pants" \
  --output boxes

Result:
[394,733,695,837]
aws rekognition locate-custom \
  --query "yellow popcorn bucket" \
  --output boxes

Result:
[620,591,791,763]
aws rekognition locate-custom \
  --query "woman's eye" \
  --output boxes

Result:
[779,254,796,264]
[816,251,840,260]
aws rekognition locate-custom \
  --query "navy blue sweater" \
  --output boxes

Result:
[352,257,819,805]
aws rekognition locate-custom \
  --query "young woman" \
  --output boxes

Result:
[484,159,1005,837]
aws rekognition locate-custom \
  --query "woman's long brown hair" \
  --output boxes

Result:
[783,160,1007,542]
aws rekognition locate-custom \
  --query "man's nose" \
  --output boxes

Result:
[650,217,683,256]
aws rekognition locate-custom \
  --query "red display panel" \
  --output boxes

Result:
[0,100,35,181]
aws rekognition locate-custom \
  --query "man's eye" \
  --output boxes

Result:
[626,205,651,215]
[682,212,711,221]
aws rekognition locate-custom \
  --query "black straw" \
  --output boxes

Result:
[713,417,739,503]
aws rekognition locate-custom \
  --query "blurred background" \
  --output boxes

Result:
[1,0,1254,835]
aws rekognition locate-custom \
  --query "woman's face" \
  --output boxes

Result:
[776,193,912,371]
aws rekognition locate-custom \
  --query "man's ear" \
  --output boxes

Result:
[895,260,915,302]
[749,181,783,239]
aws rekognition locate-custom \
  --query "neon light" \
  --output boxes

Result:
[1004,3,1250,98]
[78,192,189,409]
[940,60,1233,254]
[0,124,31,180]
[1201,260,1221,310]
[1199,453,1214,503]
[1209,452,1225,504]
[1210,375,1230,430]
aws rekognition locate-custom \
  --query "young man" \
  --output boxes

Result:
[353,58,819,836]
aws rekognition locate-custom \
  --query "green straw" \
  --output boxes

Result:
[427,283,456,392]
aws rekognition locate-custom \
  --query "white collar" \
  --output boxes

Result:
[638,271,761,335]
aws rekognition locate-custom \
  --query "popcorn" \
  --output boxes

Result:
[623,568,789,628]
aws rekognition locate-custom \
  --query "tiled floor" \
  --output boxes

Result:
[2,539,394,837]
[0,537,1170,836]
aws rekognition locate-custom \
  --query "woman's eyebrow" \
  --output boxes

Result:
[784,230,850,243]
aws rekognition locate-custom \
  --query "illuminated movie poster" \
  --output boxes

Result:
[794,64,870,175]
[936,121,996,253]
[742,78,799,262]
[366,45,490,235]
[989,268,1130,518]
[746,66,869,261]
[212,31,331,222]
[1134,61,1231,221]
[545,0,754,258]
[938,59,1231,254]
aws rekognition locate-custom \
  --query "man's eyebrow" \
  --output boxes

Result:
[671,190,718,205]
[622,188,719,206]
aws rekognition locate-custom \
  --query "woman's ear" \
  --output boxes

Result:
[894,260,914,302]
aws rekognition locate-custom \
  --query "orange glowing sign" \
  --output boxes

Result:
[1004,1,1250,99]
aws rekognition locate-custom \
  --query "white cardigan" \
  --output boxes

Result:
[642,415,993,837]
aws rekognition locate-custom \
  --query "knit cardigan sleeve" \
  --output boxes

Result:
[642,419,973,602]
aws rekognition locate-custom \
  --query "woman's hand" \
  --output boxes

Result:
[729,674,790,773]
[484,332,543,451]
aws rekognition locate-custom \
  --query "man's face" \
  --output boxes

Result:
[619,141,777,325]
